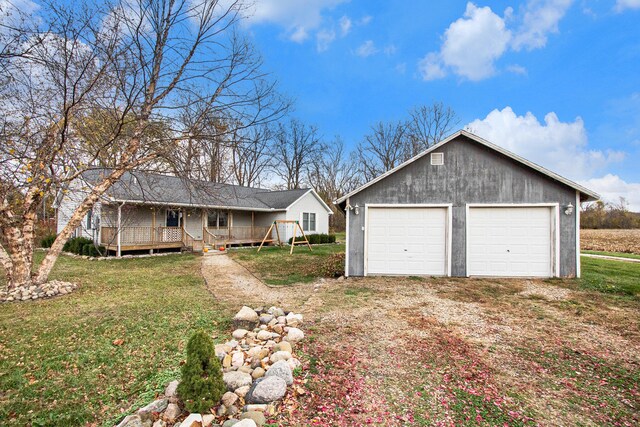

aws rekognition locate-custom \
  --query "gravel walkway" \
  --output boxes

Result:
[200,253,318,312]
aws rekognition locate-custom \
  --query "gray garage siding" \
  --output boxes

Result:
[347,135,578,278]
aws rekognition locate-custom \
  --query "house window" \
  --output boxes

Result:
[86,207,92,229]
[207,210,229,228]
[302,212,316,232]
[166,209,182,227]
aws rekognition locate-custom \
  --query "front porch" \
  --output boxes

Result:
[100,224,273,254]
[99,203,277,255]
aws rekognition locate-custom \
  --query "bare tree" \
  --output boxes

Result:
[406,102,459,156]
[272,119,321,190]
[231,124,273,187]
[0,0,287,290]
[356,120,408,181]
[355,102,458,181]
[308,137,361,230]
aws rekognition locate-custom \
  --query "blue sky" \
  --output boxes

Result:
[236,0,640,209]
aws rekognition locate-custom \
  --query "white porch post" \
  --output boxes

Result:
[116,202,123,257]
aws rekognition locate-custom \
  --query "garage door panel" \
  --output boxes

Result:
[367,207,447,276]
[468,207,553,277]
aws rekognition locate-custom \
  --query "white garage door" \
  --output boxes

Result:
[468,207,554,277]
[366,207,448,276]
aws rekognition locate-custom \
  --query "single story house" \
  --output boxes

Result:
[56,169,332,255]
[335,130,599,279]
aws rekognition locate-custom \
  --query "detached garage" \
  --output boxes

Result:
[336,130,599,279]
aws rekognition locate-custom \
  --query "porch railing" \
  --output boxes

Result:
[207,225,270,241]
[100,226,183,246]
[100,225,271,247]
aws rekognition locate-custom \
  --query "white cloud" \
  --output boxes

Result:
[506,64,527,75]
[316,28,336,52]
[0,0,39,30]
[356,40,378,57]
[466,107,624,181]
[395,63,407,74]
[418,52,447,80]
[581,175,640,211]
[237,0,347,42]
[383,44,397,56]
[511,0,573,51]
[358,15,373,25]
[419,1,572,81]
[420,3,512,81]
[615,0,640,12]
[339,15,352,36]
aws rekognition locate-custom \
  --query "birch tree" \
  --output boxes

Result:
[0,0,286,290]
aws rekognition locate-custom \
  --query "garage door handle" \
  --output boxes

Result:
[404,249,407,251]
[507,249,510,253]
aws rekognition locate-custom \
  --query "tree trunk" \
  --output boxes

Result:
[34,167,135,284]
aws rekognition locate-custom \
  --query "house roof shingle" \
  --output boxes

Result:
[82,169,315,211]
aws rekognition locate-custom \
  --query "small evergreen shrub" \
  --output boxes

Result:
[40,233,57,248]
[177,330,225,414]
[81,243,104,257]
[288,233,336,245]
[63,237,94,255]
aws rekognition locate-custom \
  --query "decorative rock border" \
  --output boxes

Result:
[115,306,306,427]
[60,251,184,261]
[0,280,77,303]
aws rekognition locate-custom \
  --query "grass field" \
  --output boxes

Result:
[228,244,344,286]
[579,256,640,297]
[0,254,230,427]
[583,250,640,260]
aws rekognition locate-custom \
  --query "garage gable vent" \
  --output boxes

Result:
[431,152,444,165]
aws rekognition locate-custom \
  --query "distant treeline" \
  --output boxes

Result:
[581,199,640,229]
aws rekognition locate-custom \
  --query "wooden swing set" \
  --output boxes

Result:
[257,220,312,254]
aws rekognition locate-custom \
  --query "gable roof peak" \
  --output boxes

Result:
[335,129,599,204]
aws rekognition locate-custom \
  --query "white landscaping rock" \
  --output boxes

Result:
[247,376,287,404]
[233,306,259,330]
[164,380,179,398]
[163,403,181,422]
[222,391,239,407]
[116,415,143,427]
[232,329,249,340]
[256,330,273,341]
[180,413,203,427]
[285,327,304,343]
[231,351,245,367]
[265,360,294,385]
[234,420,257,427]
[223,371,253,391]
[285,312,303,326]
[269,351,292,363]
[202,414,215,427]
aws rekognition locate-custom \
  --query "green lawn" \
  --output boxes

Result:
[0,254,230,427]
[579,256,640,297]
[228,244,345,286]
[0,246,636,426]
[582,250,640,260]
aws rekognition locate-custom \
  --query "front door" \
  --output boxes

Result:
[166,209,182,227]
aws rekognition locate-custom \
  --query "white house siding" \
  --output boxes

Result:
[101,205,155,229]
[184,209,203,240]
[285,191,330,241]
[56,181,96,240]
[232,211,252,227]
